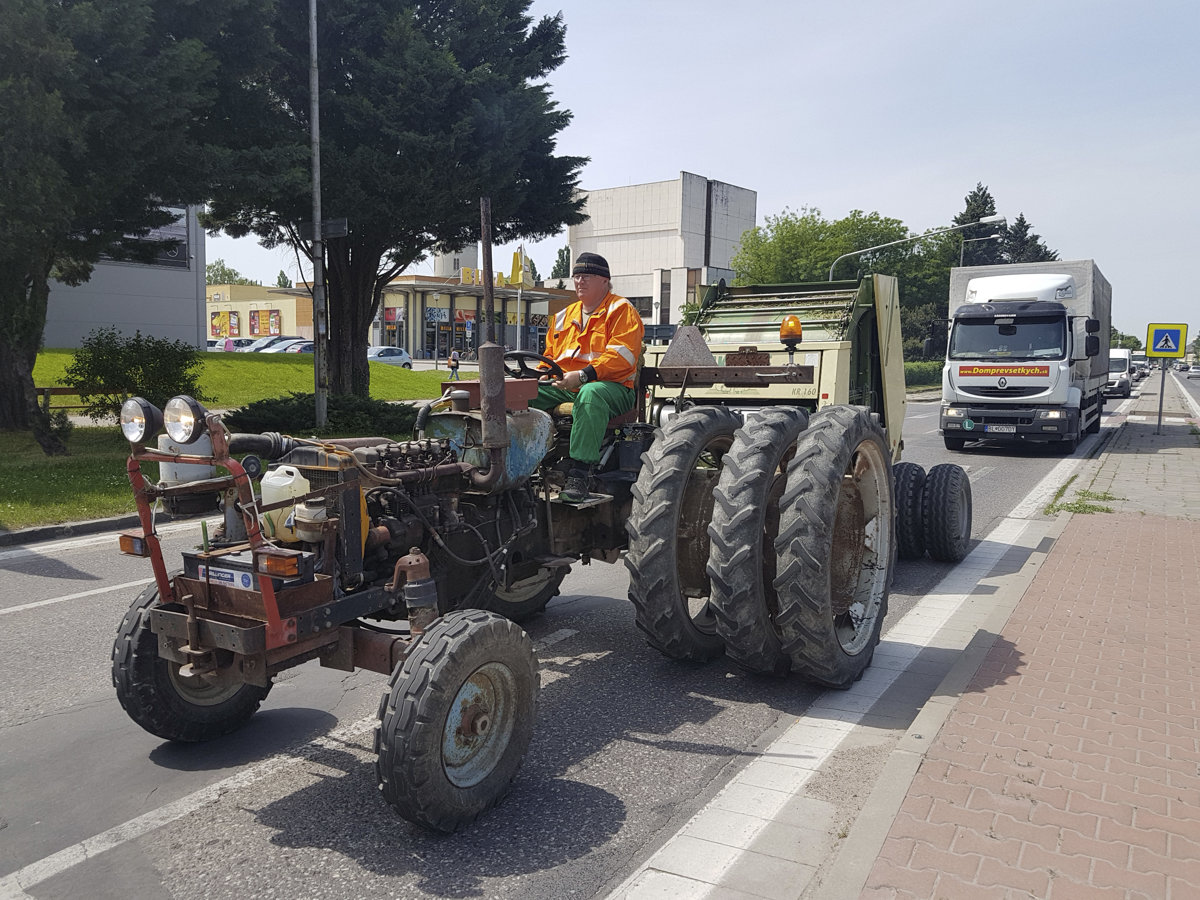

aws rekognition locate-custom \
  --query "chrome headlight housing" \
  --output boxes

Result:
[1035,409,1064,420]
[942,406,966,418]
[163,396,209,444]
[120,398,163,444]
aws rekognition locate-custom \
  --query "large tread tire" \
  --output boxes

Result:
[707,407,809,676]
[893,462,927,561]
[375,609,537,832]
[112,576,271,742]
[473,568,567,622]
[626,405,741,661]
[923,464,973,563]
[773,406,896,689]
[943,435,967,451]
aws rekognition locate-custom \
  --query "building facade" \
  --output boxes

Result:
[568,172,756,326]
[205,284,313,341]
[43,206,207,348]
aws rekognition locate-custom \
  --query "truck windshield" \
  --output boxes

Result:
[948,315,1066,361]
[1109,357,1129,374]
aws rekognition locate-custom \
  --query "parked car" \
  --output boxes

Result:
[287,341,314,353]
[366,346,413,368]
[1187,366,1200,379]
[260,339,308,354]
[241,335,303,352]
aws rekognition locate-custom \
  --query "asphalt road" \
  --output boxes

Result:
[0,393,1134,900]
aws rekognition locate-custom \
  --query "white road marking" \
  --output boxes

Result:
[0,579,155,617]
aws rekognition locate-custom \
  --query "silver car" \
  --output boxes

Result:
[367,346,413,368]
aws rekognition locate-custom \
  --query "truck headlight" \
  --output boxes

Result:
[942,407,965,418]
[163,396,209,444]
[120,398,163,444]
[1035,409,1064,420]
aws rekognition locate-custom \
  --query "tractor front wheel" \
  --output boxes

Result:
[112,577,271,742]
[375,610,538,832]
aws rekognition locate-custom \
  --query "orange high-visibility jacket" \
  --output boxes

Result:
[543,292,644,389]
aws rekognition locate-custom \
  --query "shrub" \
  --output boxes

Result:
[223,392,418,437]
[62,327,207,421]
[904,360,943,387]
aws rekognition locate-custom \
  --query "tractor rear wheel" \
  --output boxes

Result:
[774,406,896,689]
[708,407,809,675]
[375,609,537,832]
[923,464,973,563]
[626,405,741,661]
[893,461,927,560]
[112,576,271,742]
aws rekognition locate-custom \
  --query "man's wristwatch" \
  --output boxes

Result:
[577,369,590,385]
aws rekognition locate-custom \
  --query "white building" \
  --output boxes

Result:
[568,172,756,327]
[43,206,207,348]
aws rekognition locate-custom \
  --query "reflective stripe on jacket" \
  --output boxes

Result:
[544,292,645,389]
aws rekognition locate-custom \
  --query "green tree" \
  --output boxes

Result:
[0,0,273,434]
[206,259,256,285]
[276,270,293,289]
[550,244,571,288]
[1110,327,1142,350]
[953,183,1004,268]
[203,1,587,397]
[1002,213,1058,263]
[526,256,541,284]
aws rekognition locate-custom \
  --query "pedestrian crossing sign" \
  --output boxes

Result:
[1146,323,1187,357]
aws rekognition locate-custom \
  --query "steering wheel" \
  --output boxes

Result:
[503,350,564,381]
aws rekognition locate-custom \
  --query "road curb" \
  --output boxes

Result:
[0,511,200,548]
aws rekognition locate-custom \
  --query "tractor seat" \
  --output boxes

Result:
[552,402,638,429]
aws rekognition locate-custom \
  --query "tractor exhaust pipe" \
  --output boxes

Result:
[470,197,509,492]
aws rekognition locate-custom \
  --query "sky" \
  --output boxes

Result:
[206,0,1200,341]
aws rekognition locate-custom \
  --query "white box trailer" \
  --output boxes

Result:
[938,260,1111,451]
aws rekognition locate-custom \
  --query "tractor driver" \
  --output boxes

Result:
[530,252,645,502]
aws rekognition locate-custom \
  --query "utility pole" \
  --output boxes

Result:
[309,0,328,427]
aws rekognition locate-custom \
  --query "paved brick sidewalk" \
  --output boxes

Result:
[862,374,1200,899]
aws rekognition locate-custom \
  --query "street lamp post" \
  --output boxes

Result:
[828,215,1006,281]
[959,232,1004,266]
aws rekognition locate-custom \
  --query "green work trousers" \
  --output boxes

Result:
[530,380,634,466]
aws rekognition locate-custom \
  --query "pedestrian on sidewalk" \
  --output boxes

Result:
[448,348,461,380]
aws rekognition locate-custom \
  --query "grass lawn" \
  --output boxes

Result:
[4,351,453,532]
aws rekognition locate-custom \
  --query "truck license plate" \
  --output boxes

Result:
[985,424,1016,434]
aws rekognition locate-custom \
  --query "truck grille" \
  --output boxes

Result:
[961,386,1044,398]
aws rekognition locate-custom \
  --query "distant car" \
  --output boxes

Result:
[1188,366,1200,379]
[260,339,308,353]
[286,341,314,353]
[367,346,413,368]
[206,339,223,352]
[241,335,303,352]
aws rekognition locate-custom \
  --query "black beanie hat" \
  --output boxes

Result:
[572,252,610,279]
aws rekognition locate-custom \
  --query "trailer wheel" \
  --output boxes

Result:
[626,406,741,661]
[112,576,271,742]
[943,435,967,451]
[475,568,566,622]
[893,462,927,561]
[923,463,973,563]
[708,407,809,675]
[774,406,895,689]
[375,609,537,832]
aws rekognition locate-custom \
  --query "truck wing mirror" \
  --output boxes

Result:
[1085,318,1101,334]
[1085,335,1100,358]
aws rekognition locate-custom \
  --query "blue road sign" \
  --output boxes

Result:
[1146,323,1187,358]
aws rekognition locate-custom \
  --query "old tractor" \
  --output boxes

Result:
[111,272,970,832]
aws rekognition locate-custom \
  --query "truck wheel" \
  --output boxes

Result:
[774,406,895,689]
[626,405,741,661]
[893,461,927,560]
[112,576,271,742]
[923,464,973,563]
[475,568,566,622]
[375,609,537,832]
[707,407,809,676]
[943,435,967,451]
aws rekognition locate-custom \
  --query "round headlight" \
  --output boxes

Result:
[163,395,208,444]
[120,397,163,444]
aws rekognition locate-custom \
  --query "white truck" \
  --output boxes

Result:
[935,260,1111,452]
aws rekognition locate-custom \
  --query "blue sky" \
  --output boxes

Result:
[208,0,1200,340]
